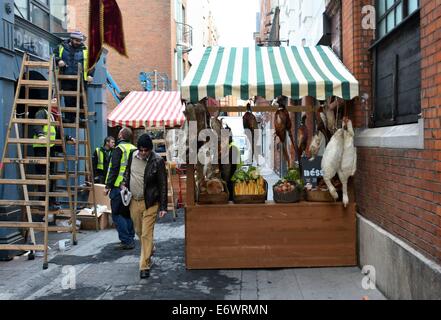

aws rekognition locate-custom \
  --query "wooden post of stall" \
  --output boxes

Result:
[186,164,195,206]
[303,96,315,154]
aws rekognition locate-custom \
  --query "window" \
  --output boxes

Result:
[376,0,420,40]
[31,3,50,30]
[14,0,29,19]
[373,0,421,127]
[50,0,67,32]
[14,1,67,32]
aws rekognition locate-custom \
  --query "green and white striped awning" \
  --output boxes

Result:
[181,46,359,103]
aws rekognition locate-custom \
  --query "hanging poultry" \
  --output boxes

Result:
[242,102,258,164]
[309,131,325,161]
[297,113,308,159]
[316,106,332,144]
[274,96,296,167]
[321,127,345,201]
[338,118,357,208]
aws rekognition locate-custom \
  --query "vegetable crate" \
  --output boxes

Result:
[233,179,268,204]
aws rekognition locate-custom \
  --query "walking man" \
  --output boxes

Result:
[93,136,115,184]
[122,134,168,279]
[105,128,136,250]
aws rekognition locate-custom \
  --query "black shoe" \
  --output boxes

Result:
[140,270,150,279]
[114,243,124,250]
[121,243,135,250]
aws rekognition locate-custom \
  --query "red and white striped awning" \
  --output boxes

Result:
[107,91,186,128]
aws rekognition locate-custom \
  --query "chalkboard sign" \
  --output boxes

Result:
[300,156,323,188]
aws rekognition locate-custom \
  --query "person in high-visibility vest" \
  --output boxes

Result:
[93,136,115,184]
[32,105,58,210]
[105,128,137,250]
[54,31,93,123]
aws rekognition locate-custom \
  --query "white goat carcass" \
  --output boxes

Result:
[338,119,357,208]
[321,129,345,200]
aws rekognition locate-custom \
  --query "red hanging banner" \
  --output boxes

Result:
[88,0,128,71]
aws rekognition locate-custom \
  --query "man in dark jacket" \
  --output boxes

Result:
[105,128,136,250]
[54,31,93,123]
[122,134,168,279]
[93,136,115,184]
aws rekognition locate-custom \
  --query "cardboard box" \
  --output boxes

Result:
[88,184,111,210]
[77,184,114,230]
[77,209,113,230]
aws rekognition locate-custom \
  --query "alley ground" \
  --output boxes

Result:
[0,209,386,300]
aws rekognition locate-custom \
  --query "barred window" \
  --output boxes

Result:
[373,0,421,127]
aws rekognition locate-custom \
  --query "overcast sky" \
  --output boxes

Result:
[210,0,260,47]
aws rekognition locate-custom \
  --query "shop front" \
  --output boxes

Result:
[0,0,107,259]
[0,0,64,259]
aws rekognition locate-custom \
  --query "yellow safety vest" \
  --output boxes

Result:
[106,142,136,188]
[96,148,105,170]
[58,46,89,81]
[33,109,56,148]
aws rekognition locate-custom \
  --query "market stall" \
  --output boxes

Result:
[181,46,360,269]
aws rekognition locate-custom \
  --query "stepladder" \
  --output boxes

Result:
[0,53,75,270]
[55,63,98,229]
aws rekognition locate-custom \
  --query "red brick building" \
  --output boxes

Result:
[260,0,440,298]
[67,0,191,111]
[336,0,441,298]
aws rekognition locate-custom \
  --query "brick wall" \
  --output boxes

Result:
[342,0,374,128]
[343,0,441,263]
[67,0,183,111]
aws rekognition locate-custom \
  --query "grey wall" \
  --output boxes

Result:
[0,0,19,199]
[87,50,108,150]
[358,214,441,300]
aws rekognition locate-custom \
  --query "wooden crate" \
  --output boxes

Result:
[305,190,336,202]
[197,192,229,204]
[232,180,268,204]
[171,173,186,206]
[185,202,357,269]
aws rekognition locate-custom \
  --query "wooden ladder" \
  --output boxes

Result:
[145,126,177,221]
[0,54,75,270]
[55,64,98,229]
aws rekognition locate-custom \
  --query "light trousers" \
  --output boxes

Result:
[130,199,158,271]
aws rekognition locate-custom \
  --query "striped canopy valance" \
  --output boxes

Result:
[107,91,185,128]
[181,46,359,103]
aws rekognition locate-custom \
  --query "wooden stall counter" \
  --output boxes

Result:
[185,201,357,270]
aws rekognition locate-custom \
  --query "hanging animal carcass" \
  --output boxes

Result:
[337,118,357,207]
[321,128,345,201]
[273,96,296,167]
